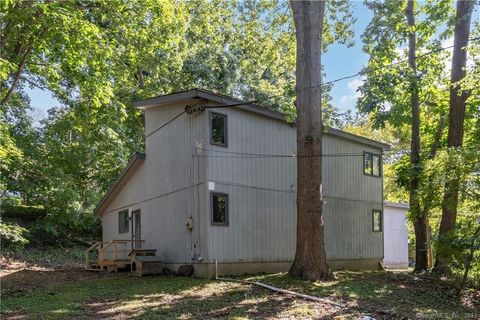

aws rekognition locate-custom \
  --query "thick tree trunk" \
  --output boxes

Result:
[434,0,475,274]
[405,0,429,272]
[288,0,333,281]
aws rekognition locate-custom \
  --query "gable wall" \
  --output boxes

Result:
[101,98,384,266]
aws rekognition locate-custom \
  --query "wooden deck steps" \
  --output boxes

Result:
[84,240,146,273]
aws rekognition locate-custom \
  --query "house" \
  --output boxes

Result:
[383,201,410,269]
[93,89,390,278]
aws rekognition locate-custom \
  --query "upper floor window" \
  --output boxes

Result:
[210,112,227,147]
[118,210,129,234]
[211,192,228,226]
[364,152,381,177]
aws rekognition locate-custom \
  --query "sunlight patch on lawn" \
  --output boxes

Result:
[238,296,269,305]
[49,309,70,314]
[285,302,316,317]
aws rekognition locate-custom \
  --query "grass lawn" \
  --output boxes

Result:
[2,269,479,320]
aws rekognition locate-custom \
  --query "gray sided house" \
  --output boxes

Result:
[95,89,389,278]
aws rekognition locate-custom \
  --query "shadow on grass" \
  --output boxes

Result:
[2,270,478,319]
[244,271,479,319]
[2,275,305,319]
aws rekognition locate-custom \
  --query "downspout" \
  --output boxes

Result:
[214,260,344,308]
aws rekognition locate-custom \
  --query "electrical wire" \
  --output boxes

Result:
[145,110,186,138]
[205,36,480,110]
[194,146,480,159]
[144,36,480,138]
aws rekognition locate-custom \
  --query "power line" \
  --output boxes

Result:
[145,110,186,138]
[206,36,480,109]
[194,146,480,159]
[144,36,480,137]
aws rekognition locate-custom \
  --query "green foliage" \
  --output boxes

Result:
[359,0,452,129]
[356,0,479,275]
[0,218,29,248]
[1,0,356,243]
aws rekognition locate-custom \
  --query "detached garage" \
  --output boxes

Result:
[383,202,409,269]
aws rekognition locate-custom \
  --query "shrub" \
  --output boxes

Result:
[0,219,29,250]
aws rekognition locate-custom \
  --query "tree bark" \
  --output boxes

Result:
[288,0,333,281]
[1,6,47,107]
[434,0,475,274]
[0,44,34,107]
[405,0,429,272]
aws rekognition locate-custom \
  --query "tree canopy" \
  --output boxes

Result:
[1,0,353,240]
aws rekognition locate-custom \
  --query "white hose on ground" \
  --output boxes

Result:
[214,259,345,308]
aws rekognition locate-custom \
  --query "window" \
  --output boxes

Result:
[372,210,382,232]
[211,192,228,225]
[364,152,381,177]
[210,112,227,147]
[119,210,129,234]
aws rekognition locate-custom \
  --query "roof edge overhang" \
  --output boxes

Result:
[134,88,286,121]
[134,88,390,150]
[326,128,391,151]
[94,152,146,216]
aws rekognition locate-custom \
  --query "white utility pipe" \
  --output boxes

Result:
[214,259,344,308]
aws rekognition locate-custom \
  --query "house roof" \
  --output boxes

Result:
[134,88,287,121]
[94,152,145,215]
[134,88,390,150]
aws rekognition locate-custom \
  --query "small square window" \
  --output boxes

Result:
[210,112,227,147]
[211,192,228,225]
[119,210,129,234]
[364,152,381,177]
[372,210,382,232]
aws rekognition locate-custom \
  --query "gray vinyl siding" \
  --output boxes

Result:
[101,98,384,267]
[143,102,208,263]
[103,100,209,264]
[205,107,384,263]
[102,163,146,244]
[204,107,296,263]
[323,135,383,260]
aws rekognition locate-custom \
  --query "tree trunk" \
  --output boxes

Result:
[405,0,429,272]
[434,0,475,274]
[288,0,333,281]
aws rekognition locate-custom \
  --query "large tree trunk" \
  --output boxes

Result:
[405,0,429,272]
[288,0,333,281]
[434,0,475,274]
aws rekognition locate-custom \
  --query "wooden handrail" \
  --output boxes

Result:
[98,240,145,254]
[85,241,100,253]
[98,240,114,253]
[85,242,101,267]
[85,239,146,270]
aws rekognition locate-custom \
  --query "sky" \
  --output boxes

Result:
[25,1,478,126]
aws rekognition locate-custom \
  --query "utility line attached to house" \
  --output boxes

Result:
[144,36,480,138]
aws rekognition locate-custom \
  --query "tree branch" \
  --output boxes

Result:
[0,43,34,107]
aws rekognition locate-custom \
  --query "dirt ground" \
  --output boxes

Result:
[1,258,111,297]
